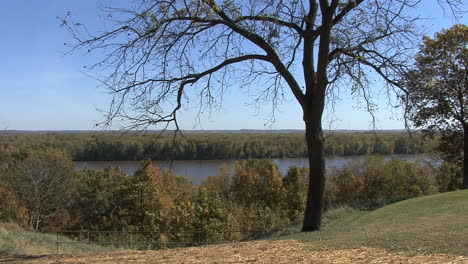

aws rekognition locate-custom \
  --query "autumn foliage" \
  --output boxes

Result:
[0,147,450,244]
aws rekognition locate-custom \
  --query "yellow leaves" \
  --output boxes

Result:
[213,3,221,13]
[0,186,28,225]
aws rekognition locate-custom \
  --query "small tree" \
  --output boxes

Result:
[404,24,467,189]
[74,167,130,230]
[193,187,234,243]
[167,200,196,242]
[1,148,77,230]
[125,160,164,230]
[283,166,306,220]
[232,159,285,208]
[201,163,231,198]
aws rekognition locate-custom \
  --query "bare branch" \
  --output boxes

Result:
[234,15,304,34]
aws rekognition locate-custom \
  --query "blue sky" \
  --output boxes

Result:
[0,1,465,131]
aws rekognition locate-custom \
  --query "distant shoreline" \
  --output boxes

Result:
[0,129,412,134]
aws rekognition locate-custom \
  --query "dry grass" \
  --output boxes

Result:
[0,224,110,256]
[4,240,467,264]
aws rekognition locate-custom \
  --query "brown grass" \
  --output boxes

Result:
[4,240,467,264]
[0,222,21,230]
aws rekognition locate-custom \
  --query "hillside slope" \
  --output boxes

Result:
[1,190,467,263]
[0,223,110,256]
[275,190,468,255]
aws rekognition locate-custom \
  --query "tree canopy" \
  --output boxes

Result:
[404,24,467,189]
[1,148,77,230]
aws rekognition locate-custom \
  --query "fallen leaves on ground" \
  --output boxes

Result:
[2,240,467,264]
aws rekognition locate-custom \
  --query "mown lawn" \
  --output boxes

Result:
[268,190,468,256]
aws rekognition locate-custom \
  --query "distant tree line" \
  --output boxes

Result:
[0,132,435,161]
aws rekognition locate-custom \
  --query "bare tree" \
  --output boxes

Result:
[63,0,461,231]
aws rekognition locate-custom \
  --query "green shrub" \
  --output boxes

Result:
[325,157,437,207]
[235,203,288,233]
[192,187,235,243]
[283,166,307,220]
[330,168,364,204]
[433,161,463,192]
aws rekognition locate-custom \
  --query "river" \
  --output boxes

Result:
[74,154,428,185]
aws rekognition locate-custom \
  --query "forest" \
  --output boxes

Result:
[0,142,462,246]
[0,127,461,245]
[0,131,435,161]
[0,131,459,246]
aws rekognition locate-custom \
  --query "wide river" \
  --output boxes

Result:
[74,154,428,185]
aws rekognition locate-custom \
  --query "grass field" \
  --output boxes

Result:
[0,223,113,256]
[268,190,468,256]
[1,190,467,263]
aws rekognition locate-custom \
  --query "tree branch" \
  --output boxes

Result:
[204,0,305,106]
[234,16,304,35]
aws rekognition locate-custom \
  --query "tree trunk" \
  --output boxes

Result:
[35,214,41,231]
[464,126,468,189]
[299,0,330,232]
[301,103,326,231]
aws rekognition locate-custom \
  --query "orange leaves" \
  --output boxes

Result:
[0,186,28,225]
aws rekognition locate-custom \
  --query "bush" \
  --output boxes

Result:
[283,166,307,220]
[232,159,286,208]
[0,187,27,225]
[325,157,437,207]
[433,161,463,192]
[234,203,288,233]
[192,187,235,243]
[329,168,364,204]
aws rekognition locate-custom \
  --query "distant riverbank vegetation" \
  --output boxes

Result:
[0,146,462,246]
[0,131,435,161]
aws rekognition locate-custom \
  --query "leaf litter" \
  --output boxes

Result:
[4,240,467,264]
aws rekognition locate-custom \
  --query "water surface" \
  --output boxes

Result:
[74,155,428,185]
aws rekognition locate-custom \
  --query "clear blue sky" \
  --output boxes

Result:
[0,1,465,131]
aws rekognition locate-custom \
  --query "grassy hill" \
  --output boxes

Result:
[0,223,112,256]
[267,190,468,256]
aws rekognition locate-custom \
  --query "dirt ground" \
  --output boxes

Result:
[2,240,467,264]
